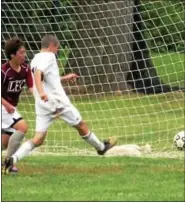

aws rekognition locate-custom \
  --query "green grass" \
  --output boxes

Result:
[2,156,184,201]
[2,52,184,201]
[152,52,184,87]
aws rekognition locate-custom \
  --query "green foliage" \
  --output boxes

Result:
[58,46,70,74]
[141,0,185,52]
[2,0,184,58]
[2,0,75,60]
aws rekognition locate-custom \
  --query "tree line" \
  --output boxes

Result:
[1,0,184,58]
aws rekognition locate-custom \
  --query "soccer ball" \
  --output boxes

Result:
[173,131,185,150]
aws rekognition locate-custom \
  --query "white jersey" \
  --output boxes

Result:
[31,52,71,115]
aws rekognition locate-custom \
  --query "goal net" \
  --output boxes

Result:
[1,0,184,157]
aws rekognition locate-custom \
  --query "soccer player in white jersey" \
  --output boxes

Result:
[2,35,117,174]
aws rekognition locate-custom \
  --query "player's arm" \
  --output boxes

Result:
[57,56,79,84]
[2,97,15,113]
[28,88,33,94]
[34,69,48,101]
[26,66,34,95]
[60,73,79,84]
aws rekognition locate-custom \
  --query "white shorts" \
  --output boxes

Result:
[2,105,22,129]
[1,127,15,136]
[35,104,82,132]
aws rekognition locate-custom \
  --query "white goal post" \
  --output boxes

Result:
[1,0,184,157]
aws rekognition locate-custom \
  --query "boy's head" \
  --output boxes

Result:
[5,37,26,64]
[41,34,60,54]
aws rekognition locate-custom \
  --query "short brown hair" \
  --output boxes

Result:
[41,34,59,49]
[5,37,25,60]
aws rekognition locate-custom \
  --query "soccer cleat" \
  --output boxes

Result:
[97,136,118,155]
[9,165,18,174]
[2,157,14,175]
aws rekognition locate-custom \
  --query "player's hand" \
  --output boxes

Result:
[5,104,15,114]
[39,92,48,102]
[62,73,79,84]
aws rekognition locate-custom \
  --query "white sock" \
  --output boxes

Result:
[82,132,105,151]
[12,140,35,164]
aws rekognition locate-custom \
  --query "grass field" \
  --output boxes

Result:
[152,52,184,87]
[2,156,184,201]
[2,52,185,201]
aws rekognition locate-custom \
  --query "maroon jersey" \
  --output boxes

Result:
[1,62,33,107]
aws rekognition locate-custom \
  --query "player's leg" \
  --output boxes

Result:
[1,129,19,173]
[74,121,105,151]
[10,131,48,164]
[2,107,27,157]
[6,119,28,157]
[1,133,9,171]
[1,128,16,150]
[60,105,117,154]
[2,115,52,174]
[12,113,51,159]
[74,120,117,155]
[1,133,10,150]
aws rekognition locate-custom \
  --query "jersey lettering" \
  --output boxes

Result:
[7,79,26,92]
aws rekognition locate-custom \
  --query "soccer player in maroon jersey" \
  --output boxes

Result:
[1,37,33,173]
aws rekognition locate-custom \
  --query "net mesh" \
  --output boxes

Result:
[1,0,184,157]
